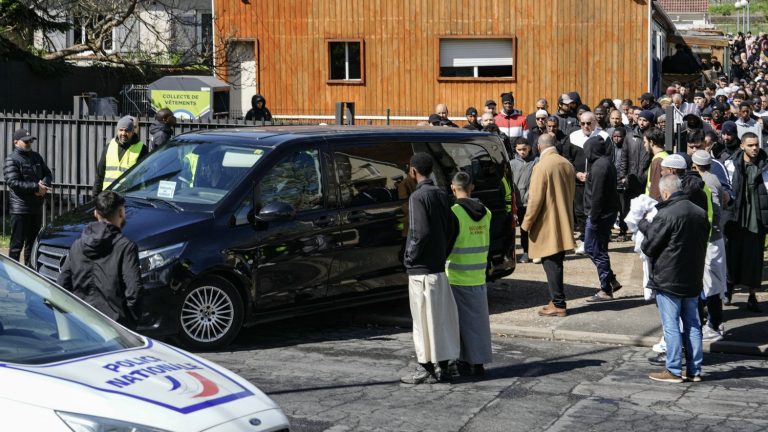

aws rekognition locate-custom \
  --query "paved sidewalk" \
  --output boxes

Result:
[370,238,768,357]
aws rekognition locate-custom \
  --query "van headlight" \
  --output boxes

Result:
[138,242,186,275]
[56,411,171,432]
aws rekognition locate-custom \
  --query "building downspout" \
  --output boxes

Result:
[648,1,653,93]
[211,0,216,78]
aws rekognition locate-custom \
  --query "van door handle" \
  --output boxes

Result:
[313,216,333,227]
[346,210,367,223]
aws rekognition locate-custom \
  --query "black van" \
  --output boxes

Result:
[32,127,515,349]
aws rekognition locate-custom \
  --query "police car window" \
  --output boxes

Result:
[0,260,142,365]
[333,142,411,207]
[258,149,323,212]
[413,142,498,190]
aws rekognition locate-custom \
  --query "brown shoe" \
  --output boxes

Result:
[649,369,683,383]
[538,301,567,317]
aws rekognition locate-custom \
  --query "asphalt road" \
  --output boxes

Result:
[201,309,768,432]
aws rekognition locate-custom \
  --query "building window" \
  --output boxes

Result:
[439,38,515,80]
[73,15,114,51]
[328,40,364,83]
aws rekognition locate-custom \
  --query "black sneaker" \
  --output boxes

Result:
[435,370,453,384]
[471,364,486,377]
[456,360,472,376]
[445,361,460,378]
[400,369,438,384]
[747,295,762,313]
[456,361,485,377]
[648,352,667,366]
[609,276,622,294]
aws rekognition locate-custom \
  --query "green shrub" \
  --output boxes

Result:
[709,4,735,15]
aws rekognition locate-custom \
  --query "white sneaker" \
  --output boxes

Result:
[532,258,542,264]
[652,337,666,354]
[702,325,723,342]
[575,241,585,255]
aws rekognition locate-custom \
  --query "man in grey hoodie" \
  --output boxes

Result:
[510,137,537,263]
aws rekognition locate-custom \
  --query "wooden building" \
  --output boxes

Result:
[214,0,678,124]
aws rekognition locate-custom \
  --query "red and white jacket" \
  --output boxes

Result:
[495,110,528,138]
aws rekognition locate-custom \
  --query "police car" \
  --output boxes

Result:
[0,255,289,431]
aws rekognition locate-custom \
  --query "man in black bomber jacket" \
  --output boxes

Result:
[401,152,460,385]
[3,128,52,265]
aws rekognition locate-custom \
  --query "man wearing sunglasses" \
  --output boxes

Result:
[562,111,609,254]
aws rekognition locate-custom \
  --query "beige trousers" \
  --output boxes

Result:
[408,273,460,364]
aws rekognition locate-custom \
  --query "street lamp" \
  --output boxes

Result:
[735,0,751,33]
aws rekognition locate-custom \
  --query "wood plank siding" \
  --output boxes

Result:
[215,0,651,123]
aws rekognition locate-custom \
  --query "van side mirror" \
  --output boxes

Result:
[255,201,296,223]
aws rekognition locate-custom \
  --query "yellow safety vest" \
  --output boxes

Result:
[184,153,199,184]
[501,176,512,214]
[103,139,144,190]
[703,183,714,236]
[645,151,669,195]
[446,203,491,286]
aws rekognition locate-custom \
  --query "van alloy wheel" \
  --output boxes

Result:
[178,277,244,350]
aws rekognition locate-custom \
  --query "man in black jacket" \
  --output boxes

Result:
[401,152,459,385]
[718,121,741,163]
[462,107,482,131]
[3,129,52,265]
[639,175,709,383]
[723,132,768,312]
[245,94,273,122]
[148,108,176,152]
[583,136,622,302]
[57,191,143,328]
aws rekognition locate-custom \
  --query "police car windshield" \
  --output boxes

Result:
[110,141,268,208]
[0,257,143,365]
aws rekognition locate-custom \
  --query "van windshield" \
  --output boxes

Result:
[111,141,269,209]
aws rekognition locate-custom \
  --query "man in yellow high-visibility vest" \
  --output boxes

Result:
[445,171,492,378]
[93,116,148,197]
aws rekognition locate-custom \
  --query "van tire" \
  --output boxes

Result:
[177,276,244,350]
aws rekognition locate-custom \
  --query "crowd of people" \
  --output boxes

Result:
[412,68,768,383]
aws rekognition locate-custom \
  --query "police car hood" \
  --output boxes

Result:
[0,339,280,431]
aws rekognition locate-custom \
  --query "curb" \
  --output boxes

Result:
[364,314,768,358]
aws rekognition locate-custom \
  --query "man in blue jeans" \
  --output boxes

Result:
[582,135,622,302]
[639,175,710,383]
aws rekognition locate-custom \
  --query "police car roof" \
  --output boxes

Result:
[174,125,493,148]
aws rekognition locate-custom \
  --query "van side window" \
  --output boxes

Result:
[258,149,323,212]
[413,142,497,190]
[333,142,412,207]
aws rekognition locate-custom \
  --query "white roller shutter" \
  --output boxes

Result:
[440,39,513,67]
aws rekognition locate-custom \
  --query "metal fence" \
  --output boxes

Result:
[0,111,308,237]
[121,84,152,117]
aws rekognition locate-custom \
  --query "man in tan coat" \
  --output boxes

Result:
[522,134,576,316]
